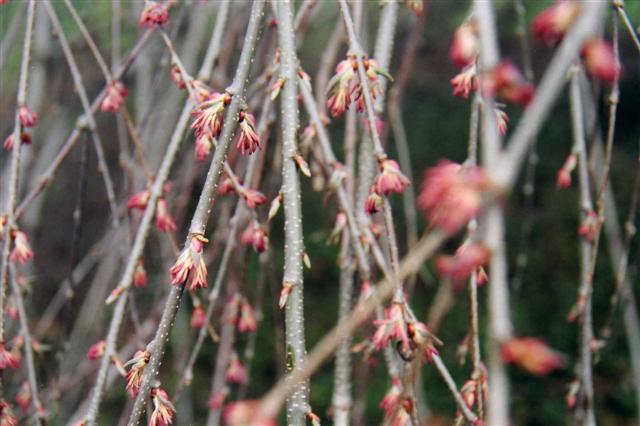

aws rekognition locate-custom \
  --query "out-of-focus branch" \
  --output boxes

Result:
[614,0,640,55]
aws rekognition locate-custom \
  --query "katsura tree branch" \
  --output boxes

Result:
[0,0,36,349]
[614,0,640,55]
[276,1,310,424]
[569,66,596,426]
[126,2,265,424]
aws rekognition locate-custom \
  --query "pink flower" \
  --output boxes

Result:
[326,59,356,117]
[436,243,491,284]
[236,111,261,155]
[241,188,267,209]
[133,259,148,288]
[375,159,410,195]
[372,303,410,352]
[149,387,175,426]
[100,81,128,113]
[578,209,599,242]
[18,106,38,128]
[450,63,478,99]
[139,1,169,28]
[449,21,478,68]
[380,377,402,417]
[194,131,214,162]
[417,160,491,234]
[238,301,258,333]
[10,231,33,264]
[556,153,577,189]
[191,92,231,138]
[170,63,186,90]
[15,381,30,413]
[407,322,440,363]
[532,1,580,46]
[3,132,31,150]
[364,190,383,214]
[124,349,150,398]
[169,235,208,291]
[225,353,248,384]
[218,176,237,196]
[155,199,176,233]
[581,39,620,85]
[87,340,106,360]
[501,337,565,375]
[483,61,534,106]
[127,190,151,210]
[190,305,206,329]
[223,401,276,426]
[241,221,269,253]
[0,401,17,426]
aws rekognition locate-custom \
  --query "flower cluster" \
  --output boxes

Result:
[578,209,599,242]
[139,1,170,29]
[100,81,128,113]
[3,132,31,150]
[581,39,620,85]
[225,293,258,333]
[482,61,535,106]
[133,258,148,288]
[225,353,248,384]
[150,387,175,426]
[9,230,33,265]
[372,303,410,352]
[241,221,269,253]
[0,401,17,426]
[15,381,30,413]
[191,91,232,154]
[436,243,491,285]
[240,188,267,210]
[155,199,177,233]
[450,63,478,100]
[190,304,206,329]
[236,111,261,155]
[124,349,150,398]
[18,106,38,128]
[0,342,19,370]
[169,235,208,291]
[326,56,391,117]
[86,340,106,360]
[532,0,580,46]
[501,337,565,375]
[417,160,492,234]
[375,159,410,196]
[556,153,577,189]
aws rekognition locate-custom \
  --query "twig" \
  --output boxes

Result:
[0,0,36,353]
[126,2,266,424]
[614,0,640,55]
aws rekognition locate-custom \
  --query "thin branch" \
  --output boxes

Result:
[614,0,640,55]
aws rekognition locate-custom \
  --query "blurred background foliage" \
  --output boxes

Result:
[1,1,639,425]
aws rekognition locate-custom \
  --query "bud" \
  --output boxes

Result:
[10,231,33,265]
[279,281,294,309]
[149,387,175,426]
[237,301,257,333]
[124,349,150,398]
[581,39,620,85]
[364,189,383,214]
[156,198,177,233]
[133,259,148,288]
[328,212,347,244]
[236,111,261,155]
[169,235,208,291]
[495,107,509,136]
[0,401,17,426]
[436,243,491,284]
[293,153,311,177]
[578,209,599,242]
[223,401,276,426]
[532,1,580,46]
[127,190,151,211]
[375,159,410,195]
[194,131,214,162]
[306,411,321,426]
[483,61,534,106]
[270,77,285,100]
[15,381,30,413]
[241,188,267,209]
[190,305,206,329]
[3,132,31,150]
[87,340,106,360]
[449,21,478,68]
[18,106,38,128]
[225,353,248,384]
[379,377,402,418]
[556,153,577,189]
[100,81,128,113]
[219,176,237,196]
[326,58,356,117]
[139,1,170,28]
[268,193,283,221]
[241,221,269,253]
[450,63,478,99]
[170,63,186,89]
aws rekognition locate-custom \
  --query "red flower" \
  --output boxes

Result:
[581,39,620,85]
[556,153,577,189]
[15,381,30,413]
[375,159,410,195]
[10,231,33,264]
[436,243,491,284]
[241,221,269,253]
[169,235,208,291]
[0,401,17,426]
[133,259,148,288]
[191,92,231,138]
[449,21,478,68]
[364,190,383,214]
[194,130,214,162]
[18,106,38,128]
[149,387,175,426]
[223,401,276,426]
[417,160,491,234]
[241,188,267,209]
[578,209,599,242]
[139,1,169,28]
[483,61,534,106]
[326,59,356,117]
[237,301,257,333]
[100,81,128,113]
[218,176,237,196]
[450,63,478,99]
[124,349,150,398]
[225,353,248,384]
[501,337,565,375]
[236,111,261,155]
[190,305,206,329]
[380,377,402,418]
[127,190,151,210]
[87,340,106,360]
[170,63,186,90]
[372,303,410,352]
[407,321,441,363]
[495,107,509,135]
[155,199,176,233]
[532,1,580,46]
[3,132,31,150]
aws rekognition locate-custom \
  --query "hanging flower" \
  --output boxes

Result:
[241,221,269,253]
[407,321,441,363]
[380,377,402,418]
[417,160,492,235]
[449,20,478,68]
[225,353,248,384]
[100,81,128,113]
[87,340,106,360]
[240,188,267,209]
[155,199,177,233]
[495,107,509,135]
[218,176,237,196]
[170,63,186,90]
[3,132,31,150]
[532,1,580,46]
[372,303,410,352]
[482,61,534,106]
[18,106,38,128]
[0,401,17,426]
[170,235,208,291]
[236,111,261,156]
[15,381,30,413]
[578,209,599,242]
[194,130,214,162]
[375,159,410,195]
[436,243,491,284]
[133,259,148,288]
[9,231,33,264]
[191,92,231,138]
[450,63,478,99]
[139,1,170,28]
[501,337,565,375]
[364,189,383,214]
[190,305,206,329]
[127,190,151,211]
[326,59,356,117]
[149,387,175,426]
[124,349,150,398]
[237,300,257,333]
[557,153,577,189]
[581,39,620,85]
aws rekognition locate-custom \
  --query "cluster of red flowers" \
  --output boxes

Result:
[379,378,415,426]
[436,242,491,285]
[326,56,392,117]
[149,387,175,426]
[139,1,170,29]
[225,293,258,333]
[123,349,150,398]
[3,104,37,151]
[100,81,128,113]
[127,188,177,234]
[501,337,565,375]
[417,160,492,235]
[236,111,261,156]
[169,235,209,291]
[241,221,269,253]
